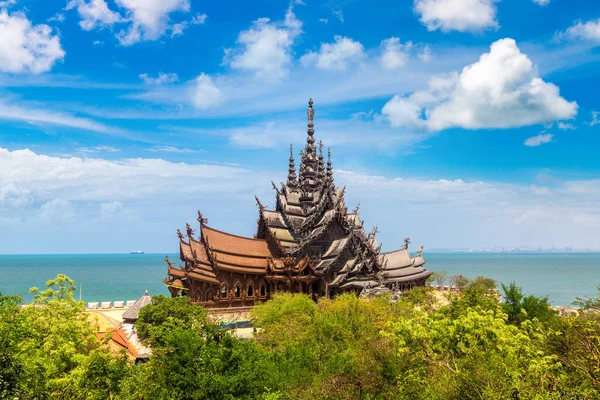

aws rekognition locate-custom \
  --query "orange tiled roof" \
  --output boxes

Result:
[202,225,271,257]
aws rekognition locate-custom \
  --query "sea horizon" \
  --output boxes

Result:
[2,252,599,307]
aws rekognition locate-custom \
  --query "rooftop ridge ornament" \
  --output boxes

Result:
[404,237,411,249]
[197,210,208,226]
[177,229,184,240]
[352,202,361,214]
[186,223,195,239]
[255,195,266,212]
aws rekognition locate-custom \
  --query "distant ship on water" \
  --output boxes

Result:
[130,250,144,254]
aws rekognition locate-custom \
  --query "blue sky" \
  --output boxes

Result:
[1,0,600,254]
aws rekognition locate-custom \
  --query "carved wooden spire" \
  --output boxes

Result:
[287,144,298,188]
[299,98,318,194]
[318,140,325,181]
[326,147,334,184]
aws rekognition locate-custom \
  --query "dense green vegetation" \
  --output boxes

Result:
[1,274,599,399]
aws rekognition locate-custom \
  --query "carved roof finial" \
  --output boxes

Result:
[164,255,174,268]
[177,229,184,240]
[418,244,424,256]
[255,195,265,212]
[403,237,411,249]
[197,210,208,226]
[186,223,195,239]
[353,202,360,214]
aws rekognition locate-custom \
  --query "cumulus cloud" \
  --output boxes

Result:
[139,72,179,85]
[191,73,223,109]
[66,0,122,30]
[0,147,263,205]
[556,19,600,43]
[67,0,200,45]
[115,0,190,45]
[301,35,365,70]
[224,5,301,80]
[0,10,65,74]
[39,198,75,222]
[524,133,553,147]
[0,183,33,209]
[100,201,123,215]
[380,37,412,70]
[414,0,499,33]
[382,38,577,131]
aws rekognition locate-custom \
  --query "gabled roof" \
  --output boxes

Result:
[122,290,152,322]
[203,225,271,257]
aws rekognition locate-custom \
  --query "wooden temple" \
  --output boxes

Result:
[165,98,432,307]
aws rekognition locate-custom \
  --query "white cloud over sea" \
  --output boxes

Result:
[1,147,600,253]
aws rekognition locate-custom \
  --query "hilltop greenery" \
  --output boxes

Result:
[1,274,599,399]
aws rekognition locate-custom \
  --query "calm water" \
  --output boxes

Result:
[1,253,599,306]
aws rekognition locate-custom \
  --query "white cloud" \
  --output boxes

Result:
[191,73,223,109]
[39,198,75,222]
[556,19,600,43]
[148,146,201,153]
[139,72,179,85]
[590,111,599,126]
[100,201,123,215]
[0,99,120,133]
[319,18,328,24]
[77,146,121,153]
[0,0,16,7]
[524,133,553,147]
[225,5,302,80]
[418,45,433,63]
[380,37,412,70]
[382,38,577,131]
[414,0,499,33]
[0,183,32,209]
[10,107,111,133]
[557,122,575,130]
[67,0,202,44]
[66,0,122,30]
[532,0,550,5]
[0,10,65,74]
[191,13,207,25]
[301,35,365,70]
[0,147,264,206]
[48,13,66,23]
[332,9,344,23]
[115,0,190,45]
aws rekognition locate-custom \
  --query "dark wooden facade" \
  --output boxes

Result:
[165,99,432,307]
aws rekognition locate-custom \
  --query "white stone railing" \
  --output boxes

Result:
[86,300,137,310]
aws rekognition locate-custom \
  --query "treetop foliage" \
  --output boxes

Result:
[1,274,599,399]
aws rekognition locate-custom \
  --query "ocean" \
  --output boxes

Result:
[1,253,599,306]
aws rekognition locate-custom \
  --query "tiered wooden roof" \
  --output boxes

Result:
[166,98,431,300]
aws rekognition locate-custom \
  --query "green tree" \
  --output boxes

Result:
[135,295,208,347]
[450,274,470,292]
[502,282,556,325]
[0,293,26,399]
